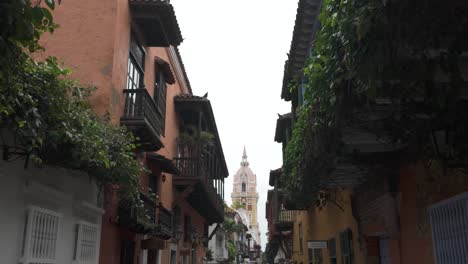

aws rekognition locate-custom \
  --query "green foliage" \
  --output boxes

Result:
[223,219,245,235]
[205,249,214,261]
[265,238,280,264]
[0,0,59,53]
[232,201,246,210]
[282,0,468,205]
[0,0,142,200]
[227,240,237,262]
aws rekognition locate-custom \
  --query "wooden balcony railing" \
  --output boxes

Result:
[151,204,172,240]
[174,157,224,211]
[121,88,163,150]
[275,210,298,227]
[119,192,157,234]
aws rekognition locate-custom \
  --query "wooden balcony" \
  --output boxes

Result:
[275,210,298,231]
[121,88,164,151]
[173,156,224,224]
[119,192,157,234]
[150,203,172,240]
[129,0,183,46]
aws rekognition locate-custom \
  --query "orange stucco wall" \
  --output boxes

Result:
[294,189,364,264]
[398,162,468,264]
[38,0,207,263]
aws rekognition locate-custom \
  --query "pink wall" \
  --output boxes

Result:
[37,0,207,262]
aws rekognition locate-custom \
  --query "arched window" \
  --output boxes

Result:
[242,182,246,192]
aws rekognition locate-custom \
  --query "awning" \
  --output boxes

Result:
[155,57,176,84]
[146,153,180,175]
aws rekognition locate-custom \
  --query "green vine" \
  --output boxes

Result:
[282,0,468,206]
[0,0,142,200]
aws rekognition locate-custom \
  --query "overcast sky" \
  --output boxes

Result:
[171,0,299,249]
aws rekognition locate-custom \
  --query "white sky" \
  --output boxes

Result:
[171,0,299,249]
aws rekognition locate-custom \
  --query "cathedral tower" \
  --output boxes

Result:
[231,147,261,246]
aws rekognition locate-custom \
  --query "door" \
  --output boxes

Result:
[379,238,391,264]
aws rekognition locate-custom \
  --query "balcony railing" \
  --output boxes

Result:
[275,210,298,230]
[121,88,163,150]
[119,192,157,234]
[151,204,172,240]
[174,156,224,218]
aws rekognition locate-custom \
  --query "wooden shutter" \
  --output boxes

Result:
[154,59,167,136]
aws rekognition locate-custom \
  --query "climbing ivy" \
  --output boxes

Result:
[282,0,468,206]
[0,0,142,199]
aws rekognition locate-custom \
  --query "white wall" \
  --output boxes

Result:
[0,160,103,264]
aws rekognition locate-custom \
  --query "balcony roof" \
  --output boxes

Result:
[269,168,282,187]
[174,94,229,178]
[155,57,175,84]
[274,113,292,143]
[281,0,322,101]
[129,0,183,47]
[146,152,180,175]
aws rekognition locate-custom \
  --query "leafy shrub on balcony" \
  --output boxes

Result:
[119,193,158,234]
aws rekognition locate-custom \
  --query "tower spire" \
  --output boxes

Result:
[241,145,249,167]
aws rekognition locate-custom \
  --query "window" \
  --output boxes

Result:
[191,248,197,264]
[149,173,158,194]
[154,60,168,134]
[309,249,323,264]
[328,238,337,264]
[74,221,100,264]
[184,215,191,242]
[299,223,303,255]
[170,250,176,264]
[126,33,145,91]
[120,240,135,264]
[172,206,181,239]
[242,182,246,192]
[429,192,468,264]
[339,229,354,264]
[21,206,62,264]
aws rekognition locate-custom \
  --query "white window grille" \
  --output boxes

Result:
[74,221,100,264]
[21,206,62,264]
[429,191,468,264]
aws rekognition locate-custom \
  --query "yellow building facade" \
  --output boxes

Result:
[292,189,364,264]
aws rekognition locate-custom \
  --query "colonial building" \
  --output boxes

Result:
[272,1,468,264]
[231,148,261,250]
[14,1,229,264]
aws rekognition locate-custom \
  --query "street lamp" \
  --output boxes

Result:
[246,233,252,261]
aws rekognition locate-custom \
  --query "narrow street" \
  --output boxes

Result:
[1,1,468,264]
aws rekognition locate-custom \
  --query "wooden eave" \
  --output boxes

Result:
[274,113,292,143]
[269,168,282,187]
[146,152,180,175]
[155,57,176,84]
[129,0,183,47]
[281,0,323,101]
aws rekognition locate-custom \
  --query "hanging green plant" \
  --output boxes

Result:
[282,0,468,206]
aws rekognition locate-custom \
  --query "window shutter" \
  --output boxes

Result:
[74,221,100,264]
[429,192,468,264]
[22,206,62,264]
[157,72,167,135]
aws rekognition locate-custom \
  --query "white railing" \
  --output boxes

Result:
[429,192,468,264]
